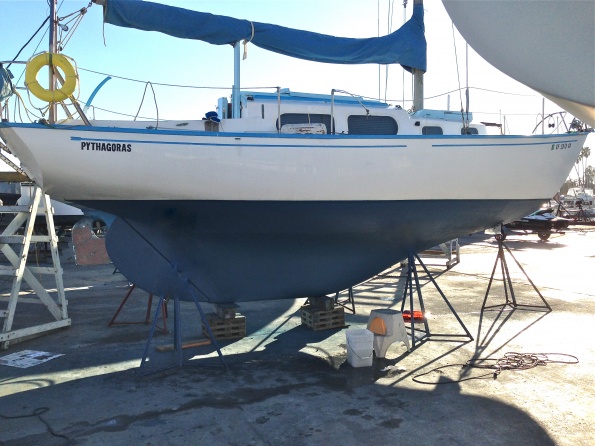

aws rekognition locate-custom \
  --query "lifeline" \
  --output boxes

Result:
[80,141,132,152]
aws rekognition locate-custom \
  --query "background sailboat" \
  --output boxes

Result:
[442,0,595,127]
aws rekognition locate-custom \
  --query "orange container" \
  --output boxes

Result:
[402,310,424,321]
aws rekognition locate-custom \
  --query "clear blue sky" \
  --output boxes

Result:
[1,0,593,151]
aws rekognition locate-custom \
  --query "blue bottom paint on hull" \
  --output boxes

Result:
[76,199,542,303]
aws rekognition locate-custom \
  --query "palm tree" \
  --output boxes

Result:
[574,146,590,189]
[585,165,595,190]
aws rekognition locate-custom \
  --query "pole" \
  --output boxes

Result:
[541,98,545,135]
[402,0,407,108]
[232,43,240,119]
[378,0,381,102]
[412,0,423,111]
[412,71,424,112]
[48,0,58,124]
[465,43,469,124]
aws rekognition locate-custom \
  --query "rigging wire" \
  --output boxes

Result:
[6,55,556,125]
[451,21,466,129]
[425,86,535,101]
[383,0,397,104]
[77,67,245,90]
[58,5,91,50]
[5,16,50,71]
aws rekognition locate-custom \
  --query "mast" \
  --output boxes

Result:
[232,43,240,119]
[412,0,424,111]
[48,0,58,124]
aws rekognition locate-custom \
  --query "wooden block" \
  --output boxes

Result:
[155,338,211,352]
[202,313,246,340]
[301,305,345,331]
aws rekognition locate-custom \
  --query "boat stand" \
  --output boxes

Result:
[400,251,473,349]
[481,238,551,312]
[0,184,70,349]
[108,284,168,334]
[138,285,229,376]
[334,287,356,314]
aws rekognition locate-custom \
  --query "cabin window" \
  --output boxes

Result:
[461,127,479,135]
[277,113,333,131]
[348,115,398,135]
[422,126,443,135]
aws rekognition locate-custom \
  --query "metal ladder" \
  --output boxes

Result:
[0,184,71,349]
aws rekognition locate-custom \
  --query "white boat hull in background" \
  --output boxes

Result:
[442,0,595,126]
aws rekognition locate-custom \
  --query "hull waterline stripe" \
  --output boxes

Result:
[70,136,408,149]
[70,134,579,150]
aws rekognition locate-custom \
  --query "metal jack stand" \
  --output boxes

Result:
[139,285,229,376]
[334,286,355,314]
[400,251,473,349]
[482,238,551,312]
[108,284,168,334]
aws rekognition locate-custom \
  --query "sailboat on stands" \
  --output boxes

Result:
[0,0,590,305]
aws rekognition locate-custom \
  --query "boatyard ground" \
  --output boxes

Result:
[1,229,594,445]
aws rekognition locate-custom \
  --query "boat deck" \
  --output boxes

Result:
[1,229,594,445]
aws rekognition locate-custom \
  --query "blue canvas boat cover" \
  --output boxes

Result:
[103,0,426,72]
[0,64,14,102]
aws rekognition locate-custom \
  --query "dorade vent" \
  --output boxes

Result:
[347,115,398,135]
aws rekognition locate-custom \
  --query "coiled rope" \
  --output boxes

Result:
[412,352,579,384]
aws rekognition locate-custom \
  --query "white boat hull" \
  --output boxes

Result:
[0,123,584,202]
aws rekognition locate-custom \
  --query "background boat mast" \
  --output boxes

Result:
[48,0,58,124]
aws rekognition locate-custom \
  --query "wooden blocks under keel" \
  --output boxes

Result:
[301,297,346,331]
[202,313,246,340]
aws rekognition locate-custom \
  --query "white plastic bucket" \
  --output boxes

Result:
[345,328,374,367]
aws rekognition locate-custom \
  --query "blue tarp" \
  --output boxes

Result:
[103,0,426,71]
[0,64,14,102]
